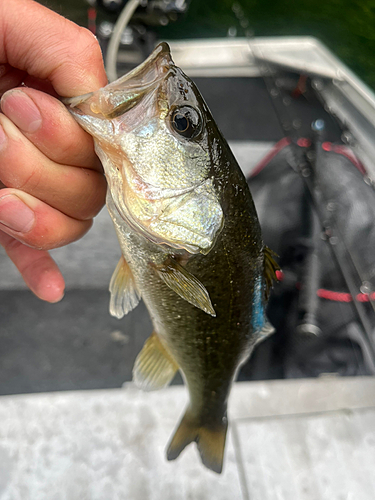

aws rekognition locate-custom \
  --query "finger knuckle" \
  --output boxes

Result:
[77,27,103,65]
[2,235,24,253]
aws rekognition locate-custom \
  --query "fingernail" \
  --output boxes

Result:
[0,194,35,232]
[1,90,42,134]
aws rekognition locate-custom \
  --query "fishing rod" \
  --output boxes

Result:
[106,0,141,82]
[231,2,375,369]
[301,121,375,369]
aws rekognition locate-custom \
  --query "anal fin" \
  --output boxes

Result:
[109,256,141,319]
[133,332,179,391]
[153,256,216,317]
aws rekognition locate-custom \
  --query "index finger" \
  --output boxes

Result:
[0,0,107,96]
[1,87,102,170]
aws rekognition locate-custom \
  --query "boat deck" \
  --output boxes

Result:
[0,376,374,499]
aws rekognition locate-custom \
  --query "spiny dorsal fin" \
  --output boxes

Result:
[133,332,179,391]
[109,256,141,319]
[264,246,280,300]
[152,257,216,317]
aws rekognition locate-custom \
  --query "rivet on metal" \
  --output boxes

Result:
[312,79,324,91]
[360,281,372,294]
[329,236,338,245]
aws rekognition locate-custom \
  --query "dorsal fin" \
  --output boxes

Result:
[264,246,280,300]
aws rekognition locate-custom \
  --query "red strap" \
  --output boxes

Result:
[251,139,366,178]
[250,137,292,177]
[276,270,374,302]
[322,142,367,175]
[292,75,308,99]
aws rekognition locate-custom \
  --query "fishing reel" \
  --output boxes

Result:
[86,0,191,80]
[88,0,191,26]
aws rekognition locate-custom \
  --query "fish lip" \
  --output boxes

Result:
[61,92,95,108]
[107,42,173,89]
[62,42,173,111]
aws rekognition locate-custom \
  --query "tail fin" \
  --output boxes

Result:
[166,409,228,474]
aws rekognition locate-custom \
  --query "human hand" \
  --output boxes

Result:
[0,0,108,303]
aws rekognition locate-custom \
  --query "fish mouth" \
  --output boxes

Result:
[64,43,224,254]
[113,41,173,91]
[63,42,173,120]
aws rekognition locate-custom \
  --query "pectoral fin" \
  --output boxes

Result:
[153,257,216,317]
[109,256,141,319]
[133,332,179,391]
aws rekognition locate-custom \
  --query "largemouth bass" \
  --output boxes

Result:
[65,42,278,474]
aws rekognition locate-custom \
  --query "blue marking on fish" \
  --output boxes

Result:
[252,276,265,333]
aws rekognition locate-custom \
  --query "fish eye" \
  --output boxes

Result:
[170,106,201,139]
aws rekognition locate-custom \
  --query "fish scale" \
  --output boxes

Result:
[64,42,278,474]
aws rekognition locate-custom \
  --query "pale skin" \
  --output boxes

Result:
[0,0,108,302]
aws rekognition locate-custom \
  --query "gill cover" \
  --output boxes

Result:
[65,43,223,254]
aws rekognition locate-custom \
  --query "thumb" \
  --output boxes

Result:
[0,0,107,96]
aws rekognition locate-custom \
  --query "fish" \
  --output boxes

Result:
[64,42,278,474]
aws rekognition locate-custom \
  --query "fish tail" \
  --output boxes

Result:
[166,408,228,474]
